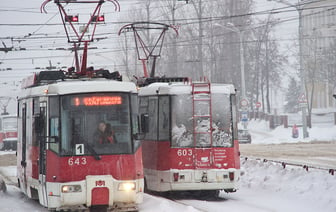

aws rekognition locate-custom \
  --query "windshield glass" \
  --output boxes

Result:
[60,93,133,156]
[3,117,17,131]
[171,93,233,148]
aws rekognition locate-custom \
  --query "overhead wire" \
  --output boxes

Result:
[0,0,335,67]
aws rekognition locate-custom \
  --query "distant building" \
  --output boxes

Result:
[301,0,336,109]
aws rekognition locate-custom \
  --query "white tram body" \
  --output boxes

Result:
[17,71,144,211]
[138,79,240,196]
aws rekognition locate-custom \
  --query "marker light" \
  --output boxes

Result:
[65,15,79,22]
[229,172,235,181]
[173,173,179,182]
[118,182,136,191]
[92,15,105,22]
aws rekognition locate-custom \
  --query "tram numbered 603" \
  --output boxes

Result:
[138,78,240,197]
[16,71,144,211]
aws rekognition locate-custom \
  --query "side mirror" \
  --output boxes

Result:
[140,114,149,133]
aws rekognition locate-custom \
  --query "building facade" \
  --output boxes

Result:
[301,0,336,109]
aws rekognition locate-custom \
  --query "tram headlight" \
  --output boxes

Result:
[118,182,136,191]
[61,185,82,193]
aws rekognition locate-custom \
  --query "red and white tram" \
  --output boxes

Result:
[17,70,144,211]
[138,78,240,197]
[0,114,18,150]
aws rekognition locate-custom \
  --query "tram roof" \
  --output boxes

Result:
[18,79,137,99]
[138,82,235,96]
[0,114,17,118]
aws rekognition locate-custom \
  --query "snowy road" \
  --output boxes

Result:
[1,150,336,212]
[1,121,336,212]
[240,141,336,169]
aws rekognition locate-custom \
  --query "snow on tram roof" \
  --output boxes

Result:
[19,79,137,98]
[139,82,235,96]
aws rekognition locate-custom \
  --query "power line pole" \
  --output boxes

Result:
[269,0,308,138]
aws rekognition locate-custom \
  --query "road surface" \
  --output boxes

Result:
[240,141,336,169]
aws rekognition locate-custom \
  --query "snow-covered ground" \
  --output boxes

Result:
[246,119,336,144]
[1,120,335,211]
[1,158,335,212]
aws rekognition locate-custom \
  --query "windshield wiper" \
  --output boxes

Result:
[86,143,101,160]
[77,136,101,160]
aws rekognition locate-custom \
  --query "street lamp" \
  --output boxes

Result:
[214,23,248,129]
[268,0,309,138]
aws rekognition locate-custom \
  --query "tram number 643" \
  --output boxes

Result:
[177,149,193,156]
[68,157,87,166]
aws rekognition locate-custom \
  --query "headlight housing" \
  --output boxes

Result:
[118,182,136,191]
[61,185,82,193]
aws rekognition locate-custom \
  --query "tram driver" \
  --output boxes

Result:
[93,121,116,144]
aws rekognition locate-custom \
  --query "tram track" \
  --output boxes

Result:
[164,192,279,212]
[239,141,336,170]
[170,199,208,212]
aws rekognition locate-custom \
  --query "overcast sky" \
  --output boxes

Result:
[0,0,300,114]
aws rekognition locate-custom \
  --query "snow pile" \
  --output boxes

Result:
[247,120,336,144]
[0,150,15,156]
[140,194,199,212]
[0,176,6,193]
[240,159,336,212]
[0,186,43,212]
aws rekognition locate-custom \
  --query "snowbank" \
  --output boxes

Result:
[239,159,336,212]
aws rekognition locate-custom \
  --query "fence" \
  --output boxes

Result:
[245,111,336,129]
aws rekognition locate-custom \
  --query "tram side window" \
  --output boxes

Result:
[131,94,141,149]
[139,97,158,140]
[158,96,169,141]
[147,98,158,140]
[32,98,40,146]
[49,97,60,153]
[212,93,233,147]
[231,94,238,140]
[139,97,149,133]
[171,94,193,147]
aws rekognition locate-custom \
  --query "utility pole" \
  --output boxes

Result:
[268,0,308,137]
[215,23,247,129]
[191,0,204,79]
[124,33,131,79]
[171,0,178,76]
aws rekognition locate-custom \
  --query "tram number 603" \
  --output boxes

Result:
[177,149,192,156]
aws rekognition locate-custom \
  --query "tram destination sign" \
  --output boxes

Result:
[72,96,122,106]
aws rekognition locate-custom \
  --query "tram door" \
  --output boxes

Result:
[37,101,47,204]
[20,103,28,192]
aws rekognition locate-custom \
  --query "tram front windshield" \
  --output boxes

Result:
[57,93,136,156]
[171,93,233,148]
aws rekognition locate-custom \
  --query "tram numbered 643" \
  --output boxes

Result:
[16,71,144,211]
[138,79,240,197]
